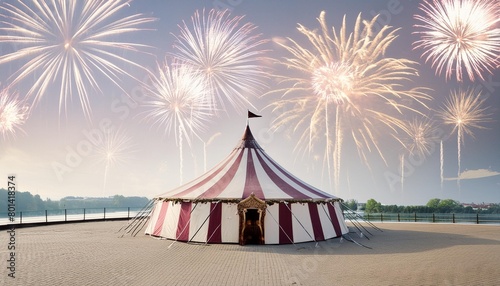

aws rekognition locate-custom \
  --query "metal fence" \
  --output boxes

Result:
[362,212,500,224]
[3,209,500,226]
[0,207,143,226]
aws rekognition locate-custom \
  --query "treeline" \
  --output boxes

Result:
[343,198,500,214]
[0,189,150,212]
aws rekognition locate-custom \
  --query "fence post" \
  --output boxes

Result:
[432,213,435,223]
[380,213,383,222]
[104,208,106,220]
[83,208,86,221]
[128,207,130,219]
[452,213,455,223]
[367,213,370,221]
[20,211,22,224]
[65,209,67,222]
[45,210,48,223]
[476,213,479,224]
[398,213,400,222]
[414,212,417,222]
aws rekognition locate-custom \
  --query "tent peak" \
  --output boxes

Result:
[236,124,263,150]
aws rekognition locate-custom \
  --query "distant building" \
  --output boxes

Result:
[461,203,493,211]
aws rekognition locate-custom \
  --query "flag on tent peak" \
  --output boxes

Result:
[248,110,262,118]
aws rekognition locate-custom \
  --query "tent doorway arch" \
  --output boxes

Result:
[238,194,266,245]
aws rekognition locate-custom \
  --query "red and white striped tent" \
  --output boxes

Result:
[145,124,348,244]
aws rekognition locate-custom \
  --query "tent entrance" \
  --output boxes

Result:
[241,209,262,245]
[238,194,266,245]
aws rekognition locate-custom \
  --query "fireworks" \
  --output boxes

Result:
[268,12,431,192]
[172,9,269,114]
[0,0,155,118]
[438,87,491,190]
[400,117,439,192]
[142,61,212,184]
[401,117,439,158]
[414,0,500,82]
[0,89,29,140]
[142,61,211,144]
[94,128,135,193]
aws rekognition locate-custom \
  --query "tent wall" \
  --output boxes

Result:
[263,204,280,244]
[146,200,347,244]
[291,203,315,243]
[334,201,350,235]
[318,203,336,238]
[263,202,345,244]
[188,202,210,242]
[161,201,181,239]
[220,203,239,243]
[144,201,161,235]
[152,201,169,236]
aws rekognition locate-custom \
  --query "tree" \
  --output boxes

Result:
[45,198,60,210]
[365,199,381,213]
[343,199,358,211]
[426,198,441,210]
[0,188,150,211]
[112,195,126,207]
[437,199,460,213]
[384,204,401,213]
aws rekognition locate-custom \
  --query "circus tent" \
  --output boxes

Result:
[144,123,348,244]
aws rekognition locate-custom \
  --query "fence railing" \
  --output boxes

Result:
[0,207,144,226]
[361,212,500,224]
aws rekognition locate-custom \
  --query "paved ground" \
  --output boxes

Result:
[1,220,499,285]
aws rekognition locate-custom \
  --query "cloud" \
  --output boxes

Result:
[445,169,500,181]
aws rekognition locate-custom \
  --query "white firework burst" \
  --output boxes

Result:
[414,0,500,82]
[0,0,155,118]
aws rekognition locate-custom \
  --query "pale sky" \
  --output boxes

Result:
[0,0,499,205]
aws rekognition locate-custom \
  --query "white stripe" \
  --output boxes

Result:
[217,149,248,199]
[144,201,161,234]
[221,203,239,243]
[160,201,181,239]
[188,203,211,242]
[334,201,349,235]
[172,149,243,199]
[318,203,336,239]
[291,203,315,243]
[264,204,280,244]
[251,149,292,199]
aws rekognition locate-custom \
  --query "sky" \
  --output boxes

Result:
[0,0,499,206]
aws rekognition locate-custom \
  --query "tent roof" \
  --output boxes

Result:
[156,125,340,203]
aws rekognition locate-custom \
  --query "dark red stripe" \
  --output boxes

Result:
[254,150,308,199]
[327,203,342,237]
[243,149,265,199]
[198,149,245,198]
[308,203,325,241]
[207,202,222,243]
[279,203,294,244]
[176,202,192,241]
[152,201,169,236]
[170,149,240,198]
[259,151,331,199]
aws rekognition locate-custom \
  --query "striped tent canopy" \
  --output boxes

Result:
[145,125,348,244]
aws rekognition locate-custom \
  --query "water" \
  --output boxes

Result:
[0,208,141,226]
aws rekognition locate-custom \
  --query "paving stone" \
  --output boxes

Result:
[1,221,499,285]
